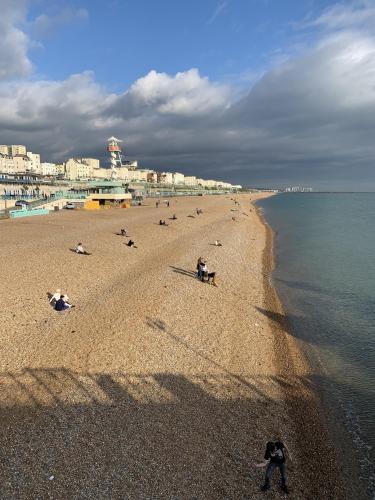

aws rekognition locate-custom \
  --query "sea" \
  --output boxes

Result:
[257,193,375,499]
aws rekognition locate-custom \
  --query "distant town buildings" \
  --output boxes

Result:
[0,141,242,191]
[285,186,313,192]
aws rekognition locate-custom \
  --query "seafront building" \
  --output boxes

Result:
[0,141,242,197]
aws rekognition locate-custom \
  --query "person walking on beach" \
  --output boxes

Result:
[254,441,291,494]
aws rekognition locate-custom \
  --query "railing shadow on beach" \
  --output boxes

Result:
[0,364,350,499]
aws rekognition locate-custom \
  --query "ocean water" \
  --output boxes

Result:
[257,193,375,499]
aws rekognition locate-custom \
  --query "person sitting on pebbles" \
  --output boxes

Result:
[54,294,73,311]
[197,257,205,279]
[75,242,91,255]
[49,288,65,306]
[172,214,177,220]
[159,220,168,226]
[214,240,222,246]
[120,228,128,237]
[127,239,137,248]
[198,260,218,287]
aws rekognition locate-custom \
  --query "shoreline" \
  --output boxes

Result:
[0,192,355,498]
[255,202,350,499]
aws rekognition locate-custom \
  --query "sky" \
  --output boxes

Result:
[0,0,375,190]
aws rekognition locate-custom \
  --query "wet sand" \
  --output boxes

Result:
[0,194,346,498]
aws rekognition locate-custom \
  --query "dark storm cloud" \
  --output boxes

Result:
[1,3,375,189]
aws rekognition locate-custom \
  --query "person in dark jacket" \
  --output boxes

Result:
[254,441,291,494]
[54,295,72,311]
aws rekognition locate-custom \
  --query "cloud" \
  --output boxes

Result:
[31,7,89,39]
[0,0,32,80]
[1,1,375,189]
[207,1,228,24]
[1,26,375,190]
[309,0,375,31]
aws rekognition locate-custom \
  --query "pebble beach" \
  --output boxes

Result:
[0,193,347,499]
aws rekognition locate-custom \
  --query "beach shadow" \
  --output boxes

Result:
[169,266,196,279]
[255,306,290,332]
[69,248,91,255]
[0,363,351,499]
[146,318,167,331]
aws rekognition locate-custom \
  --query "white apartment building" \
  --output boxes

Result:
[123,160,138,170]
[184,176,197,186]
[0,144,27,156]
[40,162,59,176]
[173,172,185,185]
[147,172,158,183]
[82,158,100,169]
[0,154,15,173]
[116,167,129,180]
[26,152,41,173]
[127,169,148,182]
[65,158,93,180]
[158,172,173,184]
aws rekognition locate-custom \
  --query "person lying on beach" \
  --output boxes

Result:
[214,240,222,246]
[254,441,290,494]
[127,240,136,248]
[54,294,73,311]
[75,243,91,255]
[159,219,168,226]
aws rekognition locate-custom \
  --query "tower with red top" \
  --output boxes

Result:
[107,137,123,176]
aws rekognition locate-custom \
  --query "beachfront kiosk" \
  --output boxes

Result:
[86,181,132,207]
[57,180,132,209]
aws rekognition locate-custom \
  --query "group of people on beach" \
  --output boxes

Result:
[196,257,217,286]
[156,200,170,208]
[48,196,293,494]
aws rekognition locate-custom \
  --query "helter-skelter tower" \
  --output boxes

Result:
[107,136,123,178]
